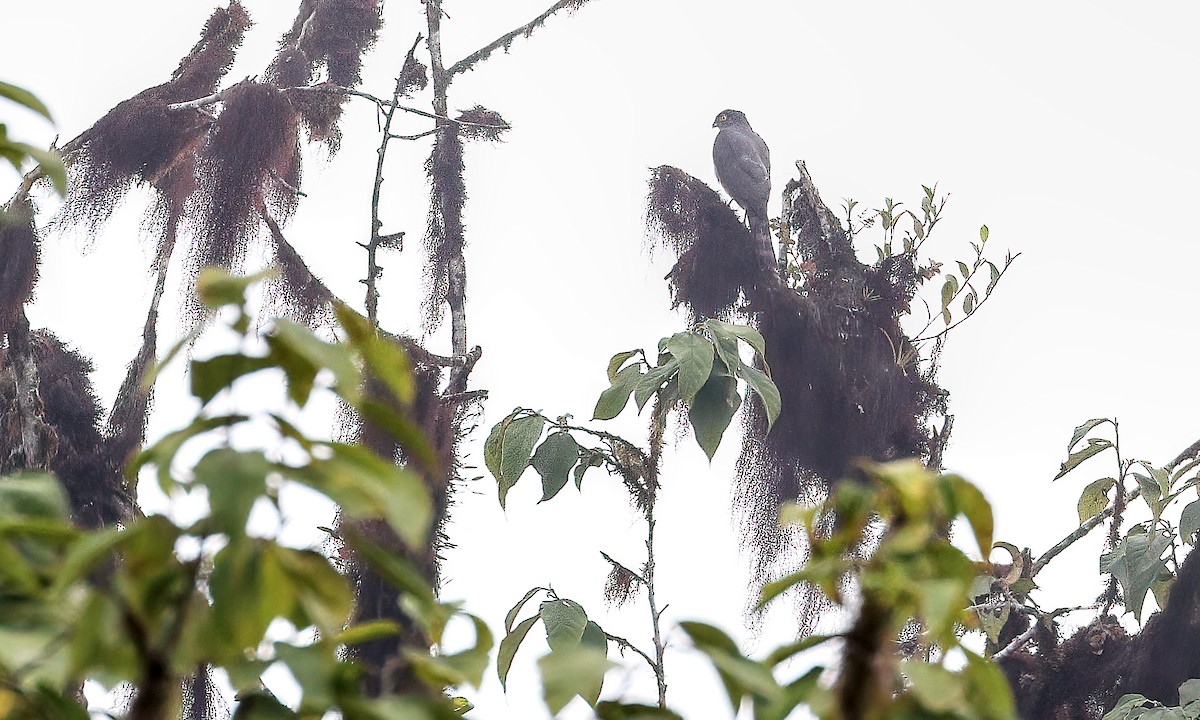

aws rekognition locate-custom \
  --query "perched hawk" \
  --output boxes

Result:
[712,109,771,239]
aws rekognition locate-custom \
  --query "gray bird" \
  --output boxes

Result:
[712,109,771,238]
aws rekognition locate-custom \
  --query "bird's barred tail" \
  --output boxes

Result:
[749,212,777,277]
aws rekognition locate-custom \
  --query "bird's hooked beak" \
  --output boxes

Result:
[712,119,719,128]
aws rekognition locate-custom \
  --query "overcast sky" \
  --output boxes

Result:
[5,1,1200,718]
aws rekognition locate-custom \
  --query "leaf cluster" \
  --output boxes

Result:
[0,270,487,718]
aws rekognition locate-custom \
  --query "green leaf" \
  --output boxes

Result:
[1054,438,1114,480]
[333,621,400,646]
[271,546,352,634]
[134,414,246,491]
[963,291,977,314]
[593,365,642,420]
[334,303,415,405]
[540,598,587,652]
[0,473,69,521]
[411,613,493,690]
[1078,478,1117,523]
[679,621,781,709]
[1181,500,1200,544]
[606,350,640,381]
[531,433,581,502]
[986,261,1002,294]
[944,475,994,557]
[979,225,989,243]
[956,261,971,279]
[190,353,274,405]
[703,319,767,360]
[193,448,269,537]
[962,650,1016,720]
[0,81,53,121]
[1067,418,1112,453]
[505,587,544,633]
[498,615,539,691]
[633,357,680,411]
[490,415,545,508]
[687,371,741,461]
[940,277,957,325]
[197,268,276,309]
[291,444,432,548]
[1100,529,1172,621]
[340,530,437,614]
[267,320,362,405]
[230,692,298,719]
[595,702,684,720]
[538,645,613,712]
[978,603,1011,644]
[905,661,966,713]
[206,540,294,659]
[736,363,781,430]
[665,332,715,405]
[1180,679,1200,715]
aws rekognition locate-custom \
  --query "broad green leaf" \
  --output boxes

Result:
[956,261,971,279]
[505,587,545,633]
[1100,529,1172,621]
[919,578,970,640]
[1053,438,1114,480]
[206,540,294,659]
[607,350,640,381]
[531,432,581,502]
[190,353,274,404]
[679,621,781,708]
[197,268,276,309]
[493,415,545,508]
[271,546,352,634]
[274,642,336,711]
[291,444,432,548]
[1180,500,1200,544]
[703,319,767,360]
[355,397,439,470]
[268,320,362,405]
[574,452,604,490]
[1067,418,1112,453]
[688,371,741,461]
[963,291,977,314]
[736,363,781,430]
[904,661,965,712]
[665,331,715,405]
[0,473,69,521]
[581,620,607,652]
[633,357,680,411]
[538,645,613,712]
[229,692,298,719]
[0,81,53,120]
[193,448,269,537]
[410,613,493,689]
[334,621,400,646]
[593,365,642,420]
[595,702,684,720]
[962,651,1016,720]
[1179,679,1200,714]
[944,474,994,556]
[134,414,246,491]
[979,225,989,242]
[1078,478,1117,523]
[498,615,539,690]
[540,598,587,652]
[978,603,1010,645]
[334,303,415,405]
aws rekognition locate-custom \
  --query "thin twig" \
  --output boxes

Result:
[992,620,1040,661]
[603,631,658,673]
[447,0,598,78]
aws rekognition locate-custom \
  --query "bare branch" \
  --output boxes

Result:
[992,620,1040,661]
[447,0,598,78]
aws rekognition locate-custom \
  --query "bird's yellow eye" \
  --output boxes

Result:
[718,114,727,122]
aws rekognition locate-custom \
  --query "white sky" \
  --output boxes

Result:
[5,1,1200,718]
